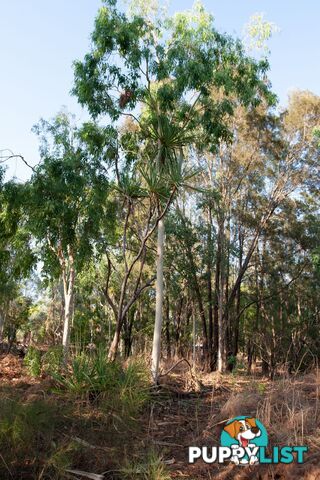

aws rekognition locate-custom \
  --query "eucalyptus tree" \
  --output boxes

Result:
[240,194,320,377]
[27,111,113,359]
[73,0,275,381]
[219,90,320,372]
[0,168,34,343]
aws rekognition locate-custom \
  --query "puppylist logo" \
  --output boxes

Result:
[189,416,308,466]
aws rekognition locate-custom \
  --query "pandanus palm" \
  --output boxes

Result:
[73,0,274,381]
[139,119,201,381]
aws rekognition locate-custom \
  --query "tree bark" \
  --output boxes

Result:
[217,218,227,372]
[213,235,220,369]
[207,206,214,369]
[108,321,122,361]
[151,217,165,383]
[61,246,75,362]
[233,225,243,357]
[165,294,171,359]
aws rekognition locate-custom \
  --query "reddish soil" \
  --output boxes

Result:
[0,354,319,479]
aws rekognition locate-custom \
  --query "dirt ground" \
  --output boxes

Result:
[0,354,320,479]
[143,362,320,479]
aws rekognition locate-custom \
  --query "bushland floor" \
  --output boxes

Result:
[0,353,319,480]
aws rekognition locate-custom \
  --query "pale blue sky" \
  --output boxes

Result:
[1,1,319,180]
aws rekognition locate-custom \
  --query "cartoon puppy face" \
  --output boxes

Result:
[224,417,261,447]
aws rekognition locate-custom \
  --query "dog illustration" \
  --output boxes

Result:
[224,417,261,465]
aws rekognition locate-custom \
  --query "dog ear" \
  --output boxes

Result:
[224,420,237,438]
[245,417,257,428]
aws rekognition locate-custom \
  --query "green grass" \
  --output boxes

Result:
[0,352,152,479]
[0,398,56,451]
[120,450,172,480]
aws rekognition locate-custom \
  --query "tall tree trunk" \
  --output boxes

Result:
[213,237,220,369]
[207,206,214,369]
[174,297,184,357]
[259,238,270,377]
[224,202,278,316]
[165,294,171,359]
[123,309,135,358]
[151,217,165,383]
[217,218,227,372]
[177,208,208,366]
[62,247,75,361]
[108,321,122,361]
[233,226,243,357]
[62,291,73,356]
[225,222,230,366]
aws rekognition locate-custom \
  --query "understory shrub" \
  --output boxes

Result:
[42,345,64,375]
[0,398,58,457]
[0,397,85,479]
[52,350,150,419]
[24,346,41,377]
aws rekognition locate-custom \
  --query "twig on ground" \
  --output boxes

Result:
[159,358,192,377]
[65,469,105,480]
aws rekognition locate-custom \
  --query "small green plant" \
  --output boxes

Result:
[227,355,237,368]
[46,440,82,475]
[24,346,42,377]
[231,359,246,376]
[0,397,79,479]
[52,351,150,421]
[42,345,63,375]
[100,358,150,419]
[257,382,267,395]
[120,450,171,480]
[52,351,94,395]
[0,398,58,455]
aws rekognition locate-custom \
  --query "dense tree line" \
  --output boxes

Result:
[1,1,319,380]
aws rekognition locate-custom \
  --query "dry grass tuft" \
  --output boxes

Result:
[257,376,319,445]
[221,392,263,419]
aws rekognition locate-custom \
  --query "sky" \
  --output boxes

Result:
[0,0,319,180]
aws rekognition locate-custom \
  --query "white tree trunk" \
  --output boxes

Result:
[62,248,75,362]
[62,292,72,356]
[151,218,165,383]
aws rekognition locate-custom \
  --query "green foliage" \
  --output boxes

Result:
[0,397,86,479]
[120,450,171,480]
[42,346,64,376]
[0,175,35,328]
[0,398,58,454]
[227,355,237,368]
[244,12,279,55]
[46,440,82,475]
[53,351,95,395]
[24,346,42,377]
[53,351,150,419]
[256,382,267,395]
[27,110,114,280]
[73,1,275,145]
[100,358,150,419]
